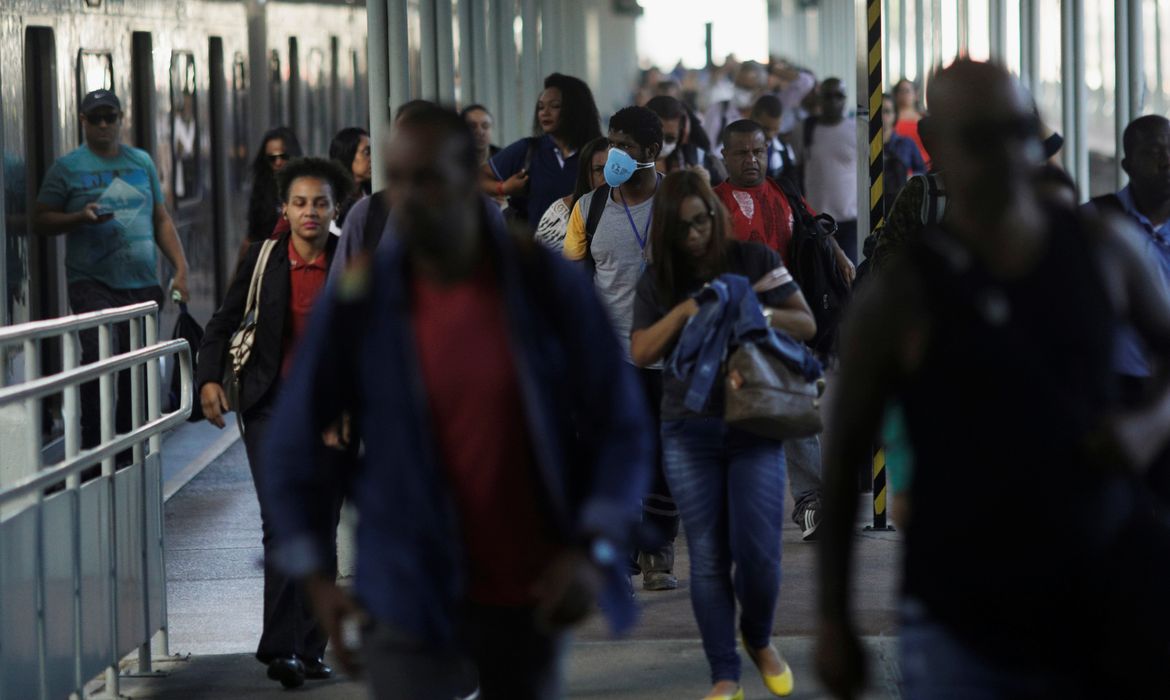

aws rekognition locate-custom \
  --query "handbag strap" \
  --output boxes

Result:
[243,239,277,323]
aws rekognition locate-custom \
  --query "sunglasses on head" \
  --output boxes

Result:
[267,153,290,163]
[86,112,121,125]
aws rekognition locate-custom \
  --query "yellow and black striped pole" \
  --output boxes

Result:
[864,0,893,531]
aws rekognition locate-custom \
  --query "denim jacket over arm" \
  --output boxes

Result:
[668,273,823,414]
[260,199,653,648]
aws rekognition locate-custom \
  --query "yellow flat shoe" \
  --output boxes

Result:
[743,637,795,697]
[702,689,744,700]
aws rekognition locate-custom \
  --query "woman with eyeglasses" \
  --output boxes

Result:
[630,171,815,700]
[244,126,304,257]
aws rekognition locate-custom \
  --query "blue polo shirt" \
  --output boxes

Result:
[37,144,164,289]
[1108,186,1170,377]
[489,134,579,231]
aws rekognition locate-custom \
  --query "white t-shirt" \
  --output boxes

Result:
[801,118,858,222]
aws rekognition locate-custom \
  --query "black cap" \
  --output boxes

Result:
[80,89,121,115]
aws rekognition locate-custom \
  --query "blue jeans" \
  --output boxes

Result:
[662,417,787,684]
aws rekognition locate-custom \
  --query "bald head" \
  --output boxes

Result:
[928,60,1031,131]
[927,60,1043,222]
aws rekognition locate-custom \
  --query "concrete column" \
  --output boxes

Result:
[456,0,474,106]
[435,0,457,103]
[387,0,412,113]
[1020,0,1040,93]
[989,0,1006,62]
[495,0,522,144]
[539,0,563,76]
[1062,0,1088,197]
[915,0,925,82]
[1116,0,1131,189]
[469,0,495,111]
[368,0,390,190]
[520,0,541,126]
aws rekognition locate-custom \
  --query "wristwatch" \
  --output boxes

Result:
[762,308,775,325]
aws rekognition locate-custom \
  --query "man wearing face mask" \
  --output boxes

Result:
[645,96,726,186]
[704,61,768,159]
[563,106,681,593]
[262,105,653,698]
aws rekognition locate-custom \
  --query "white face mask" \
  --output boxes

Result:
[733,86,756,110]
[659,140,678,159]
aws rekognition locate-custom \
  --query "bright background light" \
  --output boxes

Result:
[636,0,770,70]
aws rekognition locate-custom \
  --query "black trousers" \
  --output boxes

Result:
[68,280,164,451]
[364,605,566,699]
[637,367,679,565]
[243,393,343,663]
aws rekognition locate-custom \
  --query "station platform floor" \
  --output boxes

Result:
[111,422,903,699]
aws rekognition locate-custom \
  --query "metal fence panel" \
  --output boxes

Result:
[0,507,39,700]
[145,453,166,633]
[43,491,79,700]
[115,464,146,656]
[79,478,113,689]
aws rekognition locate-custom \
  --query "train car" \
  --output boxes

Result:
[0,0,368,422]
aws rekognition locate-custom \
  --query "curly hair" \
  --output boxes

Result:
[247,126,303,240]
[609,105,665,153]
[534,73,602,151]
[276,157,354,206]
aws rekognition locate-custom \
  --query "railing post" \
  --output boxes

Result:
[62,330,84,696]
[145,312,170,659]
[98,323,120,697]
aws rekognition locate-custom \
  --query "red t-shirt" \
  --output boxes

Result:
[894,119,931,166]
[281,239,329,377]
[714,179,799,265]
[411,263,559,606]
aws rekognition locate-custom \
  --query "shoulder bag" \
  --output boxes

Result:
[225,238,278,432]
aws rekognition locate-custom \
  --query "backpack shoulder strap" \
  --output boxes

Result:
[803,116,818,149]
[522,137,538,172]
[363,190,390,253]
[585,185,610,240]
[923,172,946,226]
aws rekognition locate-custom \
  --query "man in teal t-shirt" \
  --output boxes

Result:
[34,89,190,450]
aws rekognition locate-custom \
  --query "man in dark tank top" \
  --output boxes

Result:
[816,60,1170,699]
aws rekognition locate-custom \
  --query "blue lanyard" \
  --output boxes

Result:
[617,188,653,252]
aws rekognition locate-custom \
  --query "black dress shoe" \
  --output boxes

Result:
[266,657,305,689]
[302,657,333,680]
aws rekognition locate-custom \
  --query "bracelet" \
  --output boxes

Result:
[497,180,505,198]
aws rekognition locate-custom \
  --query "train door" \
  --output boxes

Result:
[23,27,62,325]
[208,37,228,300]
[168,50,213,325]
[23,26,62,434]
[131,32,156,155]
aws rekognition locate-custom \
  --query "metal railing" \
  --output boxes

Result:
[0,302,192,700]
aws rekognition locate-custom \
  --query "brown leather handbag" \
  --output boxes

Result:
[724,341,826,440]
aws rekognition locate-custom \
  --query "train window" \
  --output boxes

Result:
[170,51,200,201]
[269,50,283,125]
[232,53,248,192]
[76,50,114,141]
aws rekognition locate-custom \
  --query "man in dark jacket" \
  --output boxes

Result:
[262,106,653,698]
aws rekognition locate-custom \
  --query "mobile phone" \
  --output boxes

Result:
[94,207,115,223]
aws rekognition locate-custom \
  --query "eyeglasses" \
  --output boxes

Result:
[682,211,714,231]
[267,153,290,163]
[86,112,121,125]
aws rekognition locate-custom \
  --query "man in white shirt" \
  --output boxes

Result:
[798,78,859,262]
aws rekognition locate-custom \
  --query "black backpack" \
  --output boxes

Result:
[776,177,851,358]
